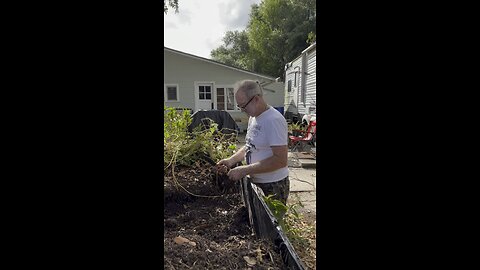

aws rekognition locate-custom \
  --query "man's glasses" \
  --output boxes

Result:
[237,95,257,110]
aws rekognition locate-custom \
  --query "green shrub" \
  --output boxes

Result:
[164,106,237,170]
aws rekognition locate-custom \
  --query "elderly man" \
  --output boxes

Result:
[216,80,290,205]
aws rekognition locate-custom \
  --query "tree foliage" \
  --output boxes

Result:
[210,0,316,79]
[164,0,179,14]
[210,30,253,70]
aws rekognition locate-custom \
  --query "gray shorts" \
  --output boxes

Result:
[253,176,290,205]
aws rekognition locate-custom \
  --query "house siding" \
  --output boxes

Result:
[284,43,316,120]
[305,50,316,114]
[284,55,303,114]
[164,48,285,132]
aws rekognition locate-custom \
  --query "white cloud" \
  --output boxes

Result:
[218,0,258,30]
[176,7,192,25]
[164,0,261,59]
[165,21,177,29]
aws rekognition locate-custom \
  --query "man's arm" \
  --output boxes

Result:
[245,145,288,174]
[227,145,288,181]
[216,145,246,168]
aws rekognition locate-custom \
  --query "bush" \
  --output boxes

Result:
[164,106,238,170]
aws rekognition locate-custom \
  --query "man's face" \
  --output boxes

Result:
[235,90,257,116]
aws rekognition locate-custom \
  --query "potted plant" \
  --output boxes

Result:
[288,122,302,137]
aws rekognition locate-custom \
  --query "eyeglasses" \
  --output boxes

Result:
[237,95,257,110]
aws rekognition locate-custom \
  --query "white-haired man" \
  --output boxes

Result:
[216,80,289,205]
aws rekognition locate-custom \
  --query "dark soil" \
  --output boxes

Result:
[164,161,286,269]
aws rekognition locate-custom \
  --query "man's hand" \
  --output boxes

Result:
[216,158,234,169]
[227,165,249,181]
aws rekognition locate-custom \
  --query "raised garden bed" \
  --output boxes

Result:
[164,162,307,269]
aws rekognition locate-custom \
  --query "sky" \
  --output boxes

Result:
[164,0,262,59]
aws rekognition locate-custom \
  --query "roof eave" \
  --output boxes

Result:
[164,47,277,81]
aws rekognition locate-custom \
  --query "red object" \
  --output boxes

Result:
[288,120,316,152]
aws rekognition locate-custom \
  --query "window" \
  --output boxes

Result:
[167,87,177,100]
[216,86,235,111]
[165,84,179,102]
[199,85,211,100]
[288,80,292,92]
[226,87,235,110]
[217,88,225,110]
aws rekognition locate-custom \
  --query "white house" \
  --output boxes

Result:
[284,42,316,123]
[164,47,285,132]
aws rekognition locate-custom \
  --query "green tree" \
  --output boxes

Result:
[210,30,253,70]
[210,0,316,79]
[307,32,316,44]
[164,0,179,14]
[247,0,316,79]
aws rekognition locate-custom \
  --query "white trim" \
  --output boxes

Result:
[301,42,316,54]
[165,47,276,81]
[164,84,180,102]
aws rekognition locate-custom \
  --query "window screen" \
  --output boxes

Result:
[167,86,177,101]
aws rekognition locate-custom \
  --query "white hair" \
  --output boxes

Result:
[234,80,263,98]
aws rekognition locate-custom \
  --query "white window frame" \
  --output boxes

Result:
[215,85,237,111]
[164,84,180,102]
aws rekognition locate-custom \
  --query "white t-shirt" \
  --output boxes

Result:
[245,106,289,183]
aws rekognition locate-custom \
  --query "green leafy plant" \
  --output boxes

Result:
[164,106,193,168]
[164,106,239,198]
[263,194,288,221]
[287,122,302,133]
[164,106,237,169]
[263,195,313,248]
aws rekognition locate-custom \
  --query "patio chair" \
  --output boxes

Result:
[288,120,316,152]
